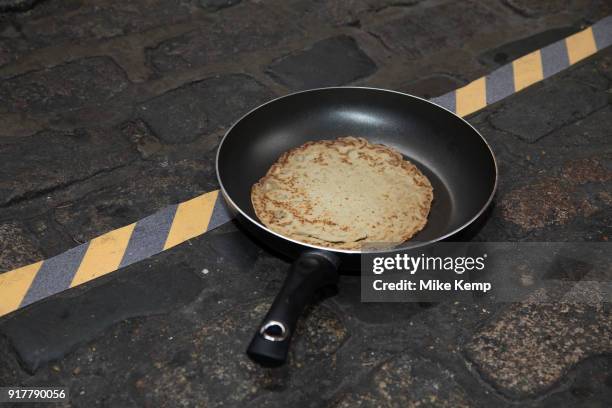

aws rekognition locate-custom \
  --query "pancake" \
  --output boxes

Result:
[251,136,433,250]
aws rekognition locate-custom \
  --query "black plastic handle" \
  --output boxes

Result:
[246,250,340,367]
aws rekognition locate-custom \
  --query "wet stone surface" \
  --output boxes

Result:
[137,74,273,143]
[531,356,612,408]
[266,35,377,90]
[1,254,206,373]
[0,221,42,271]
[502,0,583,18]
[0,57,129,113]
[146,2,302,75]
[280,0,425,29]
[0,1,611,407]
[464,299,612,398]
[497,156,611,234]
[14,0,194,47]
[51,144,220,243]
[333,356,472,408]
[488,80,608,143]
[198,0,241,12]
[368,1,501,59]
[0,127,136,207]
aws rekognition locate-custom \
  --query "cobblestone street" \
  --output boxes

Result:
[0,0,611,407]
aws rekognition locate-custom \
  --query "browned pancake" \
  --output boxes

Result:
[251,137,433,250]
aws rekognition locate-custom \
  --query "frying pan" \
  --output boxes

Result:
[216,87,497,367]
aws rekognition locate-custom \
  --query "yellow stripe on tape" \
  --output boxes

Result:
[164,190,219,250]
[70,223,136,287]
[513,49,544,91]
[0,261,42,316]
[455,77,486,117]
[566,27,597,64]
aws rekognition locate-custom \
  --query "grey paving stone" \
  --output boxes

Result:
[0,127,135,207]
[152,300,347,407]
[0,57,129,114]
[531,356,612,408]
[52,146,219,243]
[497,157,612,233]
[489,80,608,143]
[588,0,612,23]
[464,299,612,398]
[0,21,20,39]
[0,335,26,392]
[20,214,77,260]
[281,0,424,28]
[0,221,42,271]
[502,0,575,18]
[198,0,240,11]
[0,34,31,67]
[564,54,612,90]
[266,35,377,90]
[0,250,206,373]
[120,119,163,159]
[11,0,82,18]
[538,106,612,150]
[137,74,273,143]
[368,1,501,59]
[147,3,302,74]
[0,0,39,12]
[332,355,472,407]
[17,0,193,45]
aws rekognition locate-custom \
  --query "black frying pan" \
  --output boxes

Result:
[216,87,497,367]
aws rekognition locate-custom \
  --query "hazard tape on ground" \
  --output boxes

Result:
[1,16,611,318]
[1,191,233,317]
[430,16,612,114]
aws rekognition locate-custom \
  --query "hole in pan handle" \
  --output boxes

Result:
[246,250,340,367]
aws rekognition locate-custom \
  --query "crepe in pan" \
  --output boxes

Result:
[251,136,433,250]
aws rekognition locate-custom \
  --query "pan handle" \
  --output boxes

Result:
[246,250,340,367]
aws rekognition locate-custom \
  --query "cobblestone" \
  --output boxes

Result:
[266,35,377,90]
[280,0,424,29]
[333,356,472,407]
[0,127,135,207]
[0,57,129,113]
[489,80,608,142]
[0,221,42,271]
[137,74,273,143]
[368,1,501,59]
[464,300,612,398]
[198,0,241,12]
[146,2,302,75]
[502,0,585,18]
[17,0,193,46]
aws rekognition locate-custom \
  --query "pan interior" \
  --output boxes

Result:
[217,88,496,250]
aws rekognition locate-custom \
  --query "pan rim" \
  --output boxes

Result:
[215,86,499,255]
